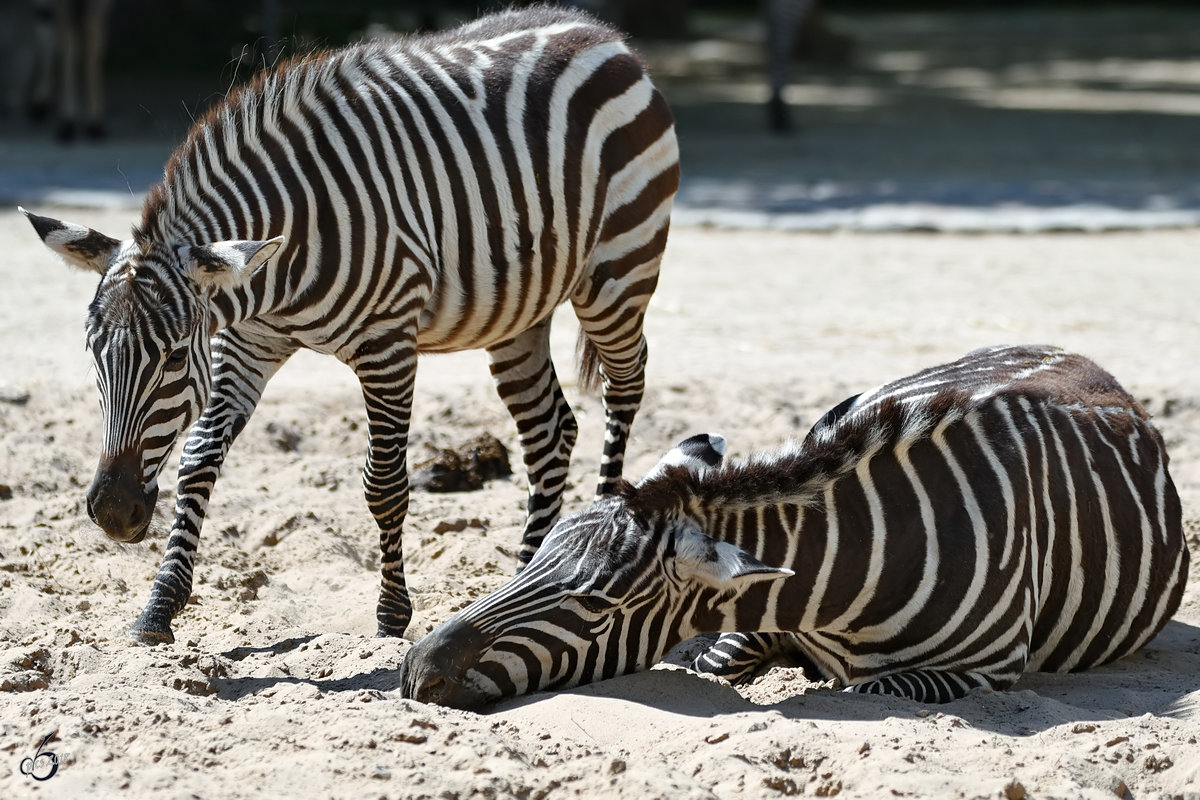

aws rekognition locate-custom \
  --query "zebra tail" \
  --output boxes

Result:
[576,329,603,394]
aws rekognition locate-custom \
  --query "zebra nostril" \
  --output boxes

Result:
[417,676,447,703]
[126,502,147,531]
[85,496,98,523]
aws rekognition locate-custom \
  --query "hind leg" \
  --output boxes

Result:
[572,223,668,497]
[487,320,578,566]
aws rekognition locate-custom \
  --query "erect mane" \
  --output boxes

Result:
[136,5,621,251]
[437,4,613,43]
[629,391,970,516]
[136,47,325,248]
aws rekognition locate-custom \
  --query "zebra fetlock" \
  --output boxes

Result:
[25,6,678,644]
[690,632,818,685]
[846,670,995,703]
[401,345,1188,710]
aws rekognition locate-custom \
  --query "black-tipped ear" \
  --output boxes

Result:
[20,206,122,275]
[638,433,726,486]
[672,528,794,589]
[185,236,285,290]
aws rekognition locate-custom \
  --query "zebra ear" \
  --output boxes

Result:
[639,433,726,485]
[20,207,122,275]
[672,528,793,590]
[186,236,285,290]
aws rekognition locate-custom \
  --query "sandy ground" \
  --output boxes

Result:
[1,204,1198,799]
[3,8,1200,799]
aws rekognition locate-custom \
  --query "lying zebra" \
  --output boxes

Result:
[400,345,1189,709]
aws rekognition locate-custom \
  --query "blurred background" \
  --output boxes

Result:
[2,0,1200,231]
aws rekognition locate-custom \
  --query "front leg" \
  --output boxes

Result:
[129,330,297,644]
[691,632,823,685]
[355,330,419,637]
[847,670,998,703]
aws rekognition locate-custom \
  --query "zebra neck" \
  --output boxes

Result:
[693,498,818,634]
[698,467,891,636]
[208,283,270,331]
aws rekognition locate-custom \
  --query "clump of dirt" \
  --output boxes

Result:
[411,433,513,492]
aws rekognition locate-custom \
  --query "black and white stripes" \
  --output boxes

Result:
[25,7,679,644]
[400,345,1188,709]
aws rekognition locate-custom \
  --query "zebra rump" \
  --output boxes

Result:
[401,345,1189,709]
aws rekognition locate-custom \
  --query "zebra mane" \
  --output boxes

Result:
[137,4,623,250]
[435,4,614,43]
[629,392,964,517]
[137,47,324,248]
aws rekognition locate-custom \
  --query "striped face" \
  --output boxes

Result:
[402,497,675,708]
[401,435,792,709]
[23,208,284,544]
[83,251,212,542]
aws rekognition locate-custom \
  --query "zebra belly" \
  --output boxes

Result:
[414,273,577,354]
[787,583,1037,690]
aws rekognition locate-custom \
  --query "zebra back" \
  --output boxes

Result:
[400,345,1188,708]
[634,345,1187,686]
[134,6,677,361]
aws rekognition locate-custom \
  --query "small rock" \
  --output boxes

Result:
[172,676,217,696]
[0,671,50,692]
[1003,779,1026,800]
[237,569,269,602]
[265,422,303,452]
[434,518,470,535]
[0,387,31,406]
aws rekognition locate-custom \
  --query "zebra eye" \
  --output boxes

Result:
[164,346,188,370]
[574,594,614,615]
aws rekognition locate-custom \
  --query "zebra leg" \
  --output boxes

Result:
[691,632,822,684]
[357,330,419,638]
[80,0,113,138]
[53,0,80,140]
[847,670,997,703]
[487,320,578,567]
[763,0,816,133]
[129,329,298,644]
[572,250,661,499]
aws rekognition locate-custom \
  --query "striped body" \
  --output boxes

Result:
[25,7,678,643]
[401,345,1188,708]
[143,11,676,355]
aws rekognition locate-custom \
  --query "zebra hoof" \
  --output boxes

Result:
[375,621,409,639]
[128,616,175,645]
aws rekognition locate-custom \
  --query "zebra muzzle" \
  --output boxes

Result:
[86,453,156,543]
[399,621,494,710]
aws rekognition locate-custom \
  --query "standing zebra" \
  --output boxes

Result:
[401,345,1189,709]
[22,6,679,644]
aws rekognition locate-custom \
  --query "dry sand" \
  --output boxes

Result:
[1,205,1198,799]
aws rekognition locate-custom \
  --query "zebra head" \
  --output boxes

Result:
[400,434,793,709]
[22,208,283,543]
